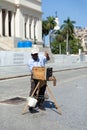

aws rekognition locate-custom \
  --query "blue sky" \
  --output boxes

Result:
[42,0,87,28]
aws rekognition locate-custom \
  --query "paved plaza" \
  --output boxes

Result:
[0,61,87,130]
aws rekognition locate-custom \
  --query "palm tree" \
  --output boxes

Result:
[61,17,76,54]
[47,16,56,30]
[46,16,57,47]
[55,30,64,54]
[42,20,49,46]
[42,16,56,47]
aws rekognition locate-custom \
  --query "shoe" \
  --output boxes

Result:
[29,107,33,113]
[38,105,46,111]
[29,107,39,113]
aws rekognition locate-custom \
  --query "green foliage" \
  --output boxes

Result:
[69,39,83,54]
[51,41,59,54]
[42,16,83,54]
[42,20,49,37]
[51,17,83,54]
[46,16,56,31]
[51,40,66,54]
[42,16,56,45]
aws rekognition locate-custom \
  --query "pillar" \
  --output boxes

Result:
[31,17,34,40]
[11,12,15,37]
[26,17,29,39]
[38,18,42,42]
[5,10,9,36]
[35,18,39,40]
[0,9,3,36]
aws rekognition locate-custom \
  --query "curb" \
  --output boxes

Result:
[0,66,87,81]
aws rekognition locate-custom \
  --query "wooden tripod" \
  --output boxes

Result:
[46,85,62,115]
[22,81,41,115]
[22,80,62,115]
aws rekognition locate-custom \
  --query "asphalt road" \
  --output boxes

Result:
[0,68,87,130]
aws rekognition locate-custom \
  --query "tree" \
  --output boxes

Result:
[69,38,83,54]
[42,20,49,46]
[47,16,57,47]
[42,16,83,54]
[51,17,83,54]
[55,30,64,54]
[42,16,56,47]
[61,17,76,54]
[61,17,75,39]
[46,16,56,30]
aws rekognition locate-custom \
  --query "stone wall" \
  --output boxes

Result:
[0,51,87,66]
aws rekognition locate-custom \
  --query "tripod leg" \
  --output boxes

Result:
[22,102,28,115]
[31,81,40,97]
[22,81,41,115]
[47,85,62,115]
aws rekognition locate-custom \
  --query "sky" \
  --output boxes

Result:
[42,0,87,28]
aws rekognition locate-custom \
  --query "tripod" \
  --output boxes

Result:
[22,67,62,115]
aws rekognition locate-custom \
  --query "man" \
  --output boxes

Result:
[28,46,50,113]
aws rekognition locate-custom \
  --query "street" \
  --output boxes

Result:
[0,68,87,130]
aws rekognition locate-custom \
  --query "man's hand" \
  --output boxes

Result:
[44,52,50,60]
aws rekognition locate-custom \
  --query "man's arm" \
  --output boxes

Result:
[27,59,33,72]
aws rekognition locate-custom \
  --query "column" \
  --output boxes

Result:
[35,18,38,40]
[0,9,3,36]
[5,10,9,36]
[29,17,32,39]
[34,19,36,42]
[15,6,20,37]
[31,17,34,40]
[11,12,15,37]
[26,17,29,38]
[38,18,42,42]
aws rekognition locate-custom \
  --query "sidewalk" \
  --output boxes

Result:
[0,61,87,80]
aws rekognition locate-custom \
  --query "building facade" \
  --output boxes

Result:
[0,0,42,50]
[74,27,87,53]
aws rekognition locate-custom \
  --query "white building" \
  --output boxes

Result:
[0,0,42,50]
[74,27,87,53]
[54,17,60,30]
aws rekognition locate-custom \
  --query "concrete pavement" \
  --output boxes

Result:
[0,63,87,130]
[0,60,87,130]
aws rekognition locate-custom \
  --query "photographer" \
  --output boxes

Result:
[28,45,50,113]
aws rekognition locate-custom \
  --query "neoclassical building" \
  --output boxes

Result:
[0,0,42,50]
[74,27,87,53]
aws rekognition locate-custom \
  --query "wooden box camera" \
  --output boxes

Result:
[32,67,53,80]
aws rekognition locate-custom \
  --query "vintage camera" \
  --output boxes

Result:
[46,67,53,80]
[32,67,53,80]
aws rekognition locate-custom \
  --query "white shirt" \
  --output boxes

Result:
[28,54,47,72]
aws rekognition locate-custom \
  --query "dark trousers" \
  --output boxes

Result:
[29,77,46,106]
